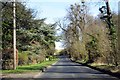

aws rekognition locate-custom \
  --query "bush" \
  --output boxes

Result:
[2,59,14,70]
[2,48,14,70]
[47,56,54,61]
[18,52,28,65]
[36,53,45,63]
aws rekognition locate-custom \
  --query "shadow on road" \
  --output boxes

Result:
[44,71,105,74]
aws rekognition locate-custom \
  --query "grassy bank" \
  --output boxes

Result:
[90,63,120,74]
[75,60,120,78]
[1,59,58,74]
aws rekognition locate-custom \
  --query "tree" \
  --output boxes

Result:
[2,2,57,69]
[99,1,119,66]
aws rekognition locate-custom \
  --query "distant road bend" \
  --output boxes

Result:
[36,56,120,80]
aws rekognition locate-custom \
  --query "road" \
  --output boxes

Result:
[36,56,120,80]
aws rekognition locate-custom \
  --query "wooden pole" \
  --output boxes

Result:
[105,0,111,28]
[13,0,16,70]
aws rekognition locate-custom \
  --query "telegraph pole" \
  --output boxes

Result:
[99,0,111,24]
[105,0,111,29]
[13,0,16,70]
[99,0,119,66]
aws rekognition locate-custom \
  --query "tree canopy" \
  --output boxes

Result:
[1,2,57,69]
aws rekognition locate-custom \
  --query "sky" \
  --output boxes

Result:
[25,0,119,50]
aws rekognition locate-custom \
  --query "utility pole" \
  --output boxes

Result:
[99,0,119,66]
[105,0,111,29]
[105,0,118,66]
[99,0,111,24]
[13,0,16,70]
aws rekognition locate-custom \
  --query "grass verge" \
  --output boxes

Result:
[75,60,120,79]
[1,59,58,74]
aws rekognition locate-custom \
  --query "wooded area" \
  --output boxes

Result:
[58,1,120,72]
[1,2,57,70]
[1,0,120,74]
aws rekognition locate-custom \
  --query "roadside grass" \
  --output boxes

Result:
[90,63,120,73]
[90,63,120,78]
[76,60,120,72]
[76,60,87,64]
[75,60,120,78]
[1,59,58,74]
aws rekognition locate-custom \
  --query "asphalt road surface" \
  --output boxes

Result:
[36,56,120,80]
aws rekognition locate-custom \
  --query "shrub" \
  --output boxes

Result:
[36,54,45,63]
[48,56,54,61]
[18,52,28,65]
[2,48,14,70]
[2,59,13,70]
